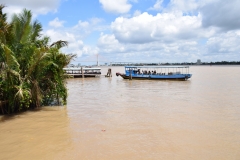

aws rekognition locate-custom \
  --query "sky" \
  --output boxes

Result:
[2,0,240,65]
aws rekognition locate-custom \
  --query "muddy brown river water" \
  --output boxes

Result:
[1,66,240,160]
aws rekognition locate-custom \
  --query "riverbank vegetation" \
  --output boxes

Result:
[0,5,75,114]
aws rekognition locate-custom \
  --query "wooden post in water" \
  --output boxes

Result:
[81,67,84,78]
[129,69,132,80]
[105,68,112,77]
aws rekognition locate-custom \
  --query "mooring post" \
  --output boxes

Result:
[105,68,112,77]
[129,69,132,80]
[108,68,112,77]
[81,67,84,78]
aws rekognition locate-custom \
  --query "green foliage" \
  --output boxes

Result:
[0,5,75,114]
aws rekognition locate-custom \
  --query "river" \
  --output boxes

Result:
[1,66,240,160]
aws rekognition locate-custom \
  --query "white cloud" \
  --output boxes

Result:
[45,29,79,54]
[96,32,202,62]
[97,33,125,55]
[44,18,105,60]
[98,4,240,62]
[149,0,164,11]
[70,18,107,39]
[168,0,198,12]
[45,29,76,44]
[2,0,60,8]
[98,33,119,47]
[133,10,141,17]
[90,18,103,25]
[157,0,215,15]
[73,18,104,30]
[200,0,240,31]
[2,0,60,18]
[74,21,90,29]
[49,18,65,28]
[96,28,240,62]
[111,12,202,44]
[99,0,132,14]
[206,31,240,57]
[129,0,138,2]
[45,29,98,58]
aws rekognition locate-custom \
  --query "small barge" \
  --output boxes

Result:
[116,66,192,80]
[63,67,101,78]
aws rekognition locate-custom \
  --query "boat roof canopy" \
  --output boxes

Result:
[125,66,189,68]
[63,68,101,71]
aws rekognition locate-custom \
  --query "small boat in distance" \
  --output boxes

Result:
[63,67,101,78]
[116,66,192,80]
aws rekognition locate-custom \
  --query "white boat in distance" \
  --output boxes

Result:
[63,67,101,78]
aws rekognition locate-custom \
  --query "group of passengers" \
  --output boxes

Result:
[132,69,166,75]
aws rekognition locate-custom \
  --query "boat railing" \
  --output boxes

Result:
[125,66,190,74]
[122,66,191,80]
[127,71,185,75]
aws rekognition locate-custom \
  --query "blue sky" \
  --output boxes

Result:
[2,0,240,65]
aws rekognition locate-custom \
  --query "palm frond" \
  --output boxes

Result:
[50,40,68,49]
[11,9,32,44]
[1,44,19,69]
[31,20,42,42]
[0,5,12,44]
[14,83,31,109]
[26,49,50,79]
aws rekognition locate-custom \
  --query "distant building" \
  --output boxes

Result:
[196,59,202,65]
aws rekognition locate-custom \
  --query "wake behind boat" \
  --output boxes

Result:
[116,66,192,80]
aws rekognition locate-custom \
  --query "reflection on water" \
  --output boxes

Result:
[1,66,240,159]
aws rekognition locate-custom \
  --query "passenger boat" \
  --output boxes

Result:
[116,66,192,80]
[63,67,101,78]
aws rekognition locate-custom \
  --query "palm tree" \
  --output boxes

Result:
[0,5,21,113]
[40,40,76,106]
[0,43,21,113]
[0,6,75,114]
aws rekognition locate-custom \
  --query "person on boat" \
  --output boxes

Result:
[137,69,140,74]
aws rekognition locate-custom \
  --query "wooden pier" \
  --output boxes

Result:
[63,67,101,78]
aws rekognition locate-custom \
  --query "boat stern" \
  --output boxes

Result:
[185,74,192,79]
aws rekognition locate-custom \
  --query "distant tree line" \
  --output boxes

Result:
[0,5,75,114]
[111,61,240,66]
[201,61,240,65]
[162,61,240,65]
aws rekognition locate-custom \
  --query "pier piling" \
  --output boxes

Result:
[81,67,84,78]
[105,68,112,77]
[129,70,132,80]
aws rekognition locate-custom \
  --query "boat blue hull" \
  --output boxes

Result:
[119,74,192,80]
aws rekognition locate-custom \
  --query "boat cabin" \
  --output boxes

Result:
[125,66,190,75]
